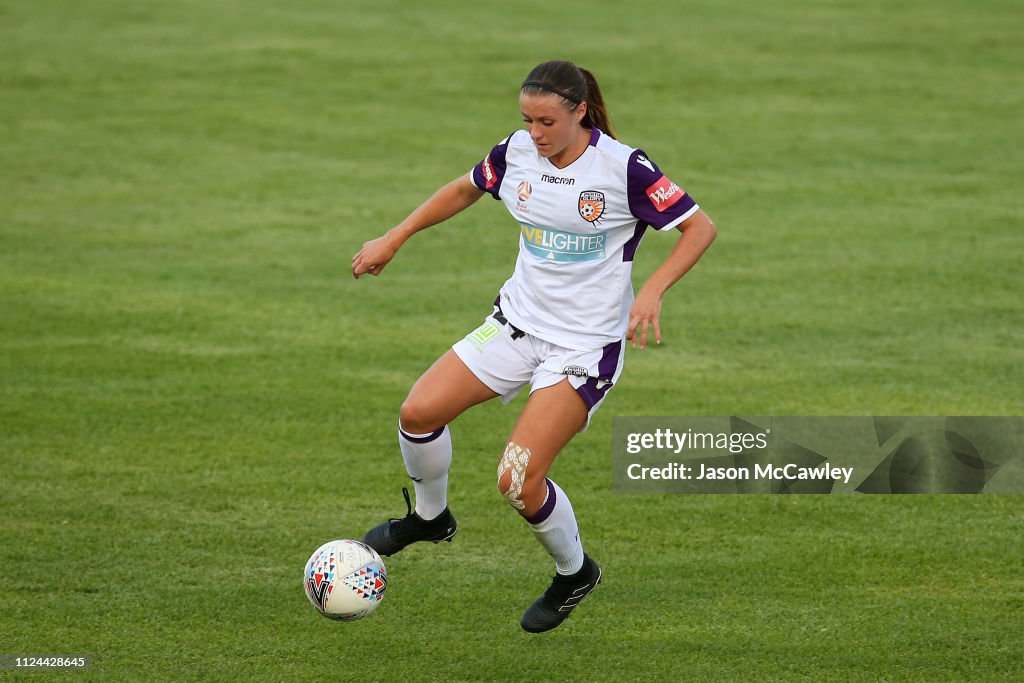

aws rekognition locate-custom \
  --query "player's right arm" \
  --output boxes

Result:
[352,175,484,278]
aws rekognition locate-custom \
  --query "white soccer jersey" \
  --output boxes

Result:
[470,128,699,350]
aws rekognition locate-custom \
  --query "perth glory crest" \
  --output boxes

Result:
[578,190,605,223]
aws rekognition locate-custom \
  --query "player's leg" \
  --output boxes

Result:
[397,349,499,517]
[363,350,499,556]
[496,379,602,633]
[400,349,500,435]
[498,378,587,519]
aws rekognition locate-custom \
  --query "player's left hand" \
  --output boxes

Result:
[627,290,663,349]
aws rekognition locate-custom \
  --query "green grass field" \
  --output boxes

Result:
[2,0,1022,680]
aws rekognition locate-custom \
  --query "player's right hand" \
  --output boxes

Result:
[352,234,399,278]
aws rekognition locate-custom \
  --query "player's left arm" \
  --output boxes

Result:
[627,209,716,349]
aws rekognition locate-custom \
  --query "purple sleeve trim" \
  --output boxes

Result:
[626,148,698,230]
[470,135,511,200]
[653,203,700,232]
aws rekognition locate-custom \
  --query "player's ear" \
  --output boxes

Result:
[576,101,587,124]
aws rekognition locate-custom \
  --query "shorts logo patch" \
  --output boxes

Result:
[562,365,589,377]
[578,190,606,224]
[466,320,501,351]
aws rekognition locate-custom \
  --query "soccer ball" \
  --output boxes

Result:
[304,539,388,621]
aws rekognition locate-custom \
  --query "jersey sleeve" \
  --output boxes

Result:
[469,134,512,200]
[626,149,699,231]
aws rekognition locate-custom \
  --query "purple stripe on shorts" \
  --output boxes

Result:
[597,339,621,380]
[575,339,622,410]
[399,425,446,444]
[622,222,648,262]
[576,377,611,410]
[524,478,556,525]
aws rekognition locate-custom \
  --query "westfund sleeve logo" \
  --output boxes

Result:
[645,175,684,212]
[482,154,497,190]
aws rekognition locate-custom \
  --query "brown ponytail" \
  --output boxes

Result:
[577,67,615,140]
[521,61,617,140]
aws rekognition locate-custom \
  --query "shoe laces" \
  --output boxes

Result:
[388,487,415,524]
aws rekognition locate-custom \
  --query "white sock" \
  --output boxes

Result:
[524,479,585,575]
[398,422,452,521]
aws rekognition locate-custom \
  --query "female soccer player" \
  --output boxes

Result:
[352,60,716,633]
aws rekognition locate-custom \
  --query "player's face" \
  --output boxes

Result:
[520,93,587,163]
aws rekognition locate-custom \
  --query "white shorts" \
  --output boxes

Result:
[451,302,626,431]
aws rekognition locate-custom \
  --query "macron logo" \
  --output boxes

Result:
[645,175,684,212]
[541,174,575,186]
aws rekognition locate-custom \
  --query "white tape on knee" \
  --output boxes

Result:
[497,441,531,510]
